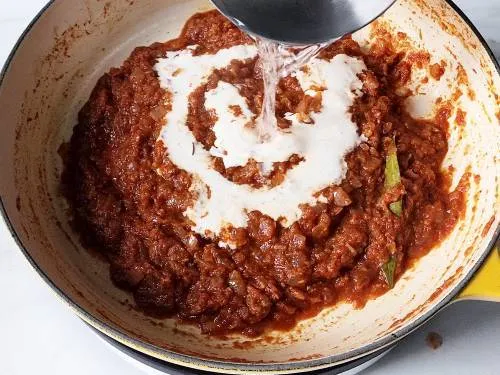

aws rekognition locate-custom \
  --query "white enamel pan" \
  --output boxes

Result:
[0,0,498,373]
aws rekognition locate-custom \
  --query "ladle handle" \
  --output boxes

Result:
[456,244,500,302]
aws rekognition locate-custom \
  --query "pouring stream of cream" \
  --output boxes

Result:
[154,42,366,244]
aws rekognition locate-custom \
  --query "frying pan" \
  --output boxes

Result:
[0,0,498,373]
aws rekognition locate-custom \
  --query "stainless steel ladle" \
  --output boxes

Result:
[210,0,396,45]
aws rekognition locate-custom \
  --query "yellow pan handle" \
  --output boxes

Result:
[456,246,500,302]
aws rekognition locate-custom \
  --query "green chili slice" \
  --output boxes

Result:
[389,201,403,217]
[382,256,396,289]
[384,138,403,216]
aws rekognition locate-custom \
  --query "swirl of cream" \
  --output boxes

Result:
[155,45,366,244]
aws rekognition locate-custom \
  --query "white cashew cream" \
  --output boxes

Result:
[155,45,366,244]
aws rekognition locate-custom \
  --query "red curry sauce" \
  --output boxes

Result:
[62,11,466,336]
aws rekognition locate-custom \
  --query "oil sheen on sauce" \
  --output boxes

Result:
[154,40,366,246]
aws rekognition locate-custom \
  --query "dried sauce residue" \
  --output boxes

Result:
[482,215,496,237]
[455,108,467,127]
[429,61,446,80]
[426,331,443,349]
